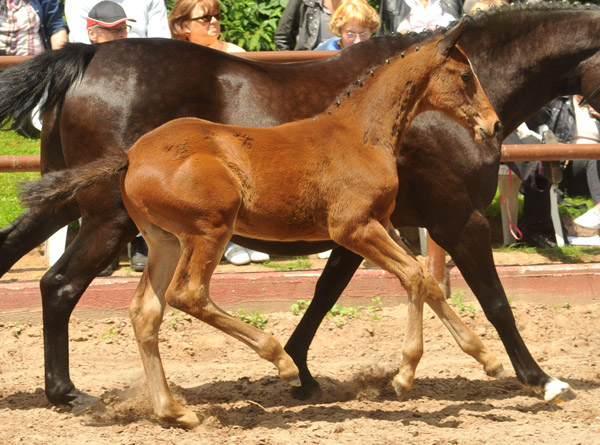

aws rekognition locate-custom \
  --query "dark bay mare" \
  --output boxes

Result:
[1,3,598,410]
[20,26,499,427]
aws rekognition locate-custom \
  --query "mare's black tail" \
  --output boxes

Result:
[0,43,96,129]
[19,151,129,210]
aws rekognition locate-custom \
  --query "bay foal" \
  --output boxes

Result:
[20,21,499,427]
[121,23,497,427]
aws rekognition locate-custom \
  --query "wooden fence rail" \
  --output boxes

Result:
[3,144,600,172]
[3,53,600,284]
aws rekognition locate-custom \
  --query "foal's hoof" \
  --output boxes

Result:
[281,374,302,387]
[486,363,506,378]
[290,381,324,401]
[275,355,301,387]
[69,391,103,416]
[544,378,576,403]
[160,410,202,430]
[391,375,411,400]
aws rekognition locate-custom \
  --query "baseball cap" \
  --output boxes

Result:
[86,1,136,29]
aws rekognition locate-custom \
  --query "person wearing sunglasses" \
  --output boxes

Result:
[169,0,243,53]
[65,0,170,44]
[169,0,269,267]
[86,1,135,44]
[314,0,380,50]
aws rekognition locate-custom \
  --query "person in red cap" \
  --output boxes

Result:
[86,1,136,43]
[65,0,169,44]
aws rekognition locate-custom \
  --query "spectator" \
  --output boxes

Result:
[65,0,170,44]
[315,0,380,50]
[506,96,600,247]
[169,0,270,266]
[545,96,600,230]
[1,0,67,136]
[0,0,67,55]
[85,1,136,44]
[169,0,243,52]
[378,0,462,34]
[275,0,340,50]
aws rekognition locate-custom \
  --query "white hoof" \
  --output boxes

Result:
[543,378,576,403]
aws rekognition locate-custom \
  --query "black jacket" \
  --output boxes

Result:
[275,0,330,50]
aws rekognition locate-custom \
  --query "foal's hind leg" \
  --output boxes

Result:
[127,232,202,428]
[166,233,299,383]
[133,230,298,429]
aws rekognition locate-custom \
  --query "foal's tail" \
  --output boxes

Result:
[19,151,129,210]
[0,43,96,129]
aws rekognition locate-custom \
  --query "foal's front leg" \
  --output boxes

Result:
[389,232,505,379]
[332,219,432,398]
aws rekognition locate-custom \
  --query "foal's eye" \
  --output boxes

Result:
[461,73,473,83]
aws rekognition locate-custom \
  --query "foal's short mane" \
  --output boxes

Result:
[322,28,450,114]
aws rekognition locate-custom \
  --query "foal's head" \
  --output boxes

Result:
[420,20,501,143]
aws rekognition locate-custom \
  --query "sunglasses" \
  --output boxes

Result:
[190,13,222,23]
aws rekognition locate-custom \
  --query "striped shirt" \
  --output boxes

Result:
[0,0,44,55]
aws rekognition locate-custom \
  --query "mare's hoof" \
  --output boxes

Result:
[69,391,103,415]
[544,378,576,403]
[290,382,324,401]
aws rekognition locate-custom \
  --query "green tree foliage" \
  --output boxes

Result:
[220,0,288,51]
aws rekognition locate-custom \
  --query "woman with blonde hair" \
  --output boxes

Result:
[315,0,380,50]
[169,0,243,52]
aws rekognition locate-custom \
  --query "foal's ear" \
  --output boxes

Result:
[436,18,467,59]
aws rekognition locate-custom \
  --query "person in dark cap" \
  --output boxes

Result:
[65,0,169,44]
[86,1,136,43]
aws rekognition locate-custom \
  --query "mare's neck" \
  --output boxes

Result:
[461,5,600,135]
[326,47,434,155]
[278,35,430,121]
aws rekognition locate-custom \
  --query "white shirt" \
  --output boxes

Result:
[573,101,600,144]
[65,0,170,43]
[396,0,456,33]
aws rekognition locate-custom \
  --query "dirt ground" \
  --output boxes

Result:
[1,249,600,444]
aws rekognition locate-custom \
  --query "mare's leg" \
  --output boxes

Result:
[285,246,364,399]
[40,205,138,408]
[0,204,79,276]
[434,211,575,402]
